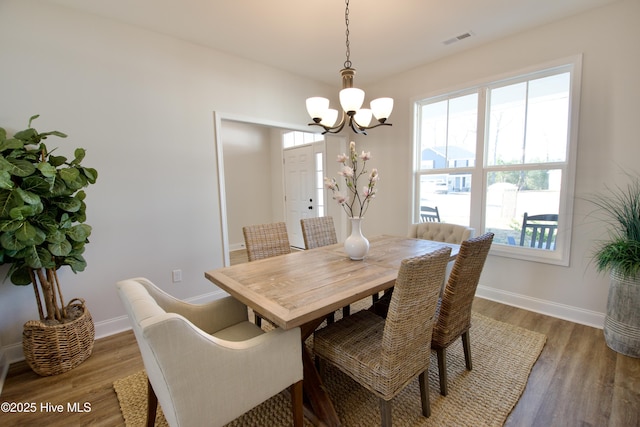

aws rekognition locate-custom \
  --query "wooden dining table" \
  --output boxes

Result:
[205,234,459,427]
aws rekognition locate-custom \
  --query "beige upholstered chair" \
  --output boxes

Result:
[243,222,291,261]
[243,222,292,325]
[300,216,338,249]
[116,277,303,427]
[314,247,452,426]
[431,232,494,396]
[407,222,474,244]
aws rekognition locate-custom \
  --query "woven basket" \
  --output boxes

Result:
[22,298,95,376]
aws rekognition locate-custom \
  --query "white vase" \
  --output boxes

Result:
[344,217,370,260]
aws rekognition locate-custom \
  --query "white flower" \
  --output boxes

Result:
[325,141,379,218]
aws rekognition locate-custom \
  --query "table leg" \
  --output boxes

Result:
[300,318,342,427]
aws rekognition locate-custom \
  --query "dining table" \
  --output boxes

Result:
[204,234,459,427]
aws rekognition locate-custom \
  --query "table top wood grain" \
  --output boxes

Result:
[205,235,459,330]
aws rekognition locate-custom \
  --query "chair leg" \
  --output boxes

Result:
[436,347,448,396]
[419,371,431,418]
[290,380,304,427]
[147,378,158,427]
[462,331,472,371]
[379,398,392,427]
[254,313,262,327]
[342,305,350,317]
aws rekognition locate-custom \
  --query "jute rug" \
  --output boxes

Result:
[114,312,546,426]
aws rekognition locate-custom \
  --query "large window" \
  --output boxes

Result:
[414,57,581,265]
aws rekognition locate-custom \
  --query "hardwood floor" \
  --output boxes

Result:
[2,253,638,426]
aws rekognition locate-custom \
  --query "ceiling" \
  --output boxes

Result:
[42,0,618,86]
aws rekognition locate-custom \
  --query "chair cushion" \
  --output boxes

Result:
[213,320,264,341]
[408,223,473,244]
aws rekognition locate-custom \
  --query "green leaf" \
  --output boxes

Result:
[0,137,24,152]
[0,190,24,218]
[47,229,67,244]
[39,130,67,139]
[82,167,98,184]
[0,218,23,233]
[28,114,40,127]
[0,127,5,141]
[65,254,87,273]
[67,224,91,242]
[0,171,13,190]
[48,155,67,167]
[0,232,24,251]
[6,158,36,177]
[49,239,72,257]
[72,148,86,165]
[16,187,41,205]
[9,267,32,286]
[59,167,80,184]
[13,128,38,142]
[37,162,57,178]
[15,221,37,242]
[54,197,81,213]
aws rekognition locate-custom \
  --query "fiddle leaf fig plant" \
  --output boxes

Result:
[0,115,97,323]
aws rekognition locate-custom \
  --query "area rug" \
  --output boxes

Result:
[114,312,546,426]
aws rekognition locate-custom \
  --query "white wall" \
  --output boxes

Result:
[354,0,640,326]
[0,0,637,363]
[0,0,333,357]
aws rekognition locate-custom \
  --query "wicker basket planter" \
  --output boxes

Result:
[22,299,95,376]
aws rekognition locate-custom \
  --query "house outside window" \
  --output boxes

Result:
[413,56,581,265]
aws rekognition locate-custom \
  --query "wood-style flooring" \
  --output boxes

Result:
[1,250,638,426]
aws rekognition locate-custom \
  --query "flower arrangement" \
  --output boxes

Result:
[324,141,379,218]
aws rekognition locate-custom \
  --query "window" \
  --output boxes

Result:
[282,130,324,148]
[413,57,581,265]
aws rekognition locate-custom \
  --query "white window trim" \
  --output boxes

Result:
[411,55,582,266]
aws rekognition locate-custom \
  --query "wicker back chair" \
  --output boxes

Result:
[431,232,494,396]
[242,222,291,261]
[242,222,291,325]
[300,216,338,249]
[314,247,452,426]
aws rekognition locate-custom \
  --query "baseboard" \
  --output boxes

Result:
[476,285,605,329]
[0,289,229,370]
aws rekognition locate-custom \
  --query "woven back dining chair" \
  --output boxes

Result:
[300,216,338,249]
[314,247,452,427]
[242,222,292,261]
[242,222,292,326]
[431,232,494,396]
[300,216,347,322]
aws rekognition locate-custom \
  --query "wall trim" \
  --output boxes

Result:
[476,285,605,329]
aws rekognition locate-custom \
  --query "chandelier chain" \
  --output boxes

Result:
[344,0,351,69]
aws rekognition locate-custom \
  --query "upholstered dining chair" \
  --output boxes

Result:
[407,222,474,244]
[314,247,452,426]
[300,216,338,249]
[243,221,292,325]
[116,277,304,427]
[431,232,494,396]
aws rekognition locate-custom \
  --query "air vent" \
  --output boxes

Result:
[442,31,474,46]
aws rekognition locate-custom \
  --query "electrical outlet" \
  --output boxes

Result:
[172,269,182,283]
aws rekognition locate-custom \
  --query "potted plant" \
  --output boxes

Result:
[0,115,98,375]
[590,172,640,358]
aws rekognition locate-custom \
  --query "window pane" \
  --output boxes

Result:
[485,169,561,249]
[419,93,478,170]
[525,73,569,163]
[419,174,471,226]
[487,83,526,166]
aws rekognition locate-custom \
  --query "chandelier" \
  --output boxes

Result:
[306,0,393,135]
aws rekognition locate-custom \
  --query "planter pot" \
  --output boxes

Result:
[22,298,95,376]
[344,217,369,260]
[604,269,640,358]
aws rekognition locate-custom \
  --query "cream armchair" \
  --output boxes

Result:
[116,277,303,427]
[408,222,474,244]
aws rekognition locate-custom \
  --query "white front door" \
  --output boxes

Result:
[284,145,315,249]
